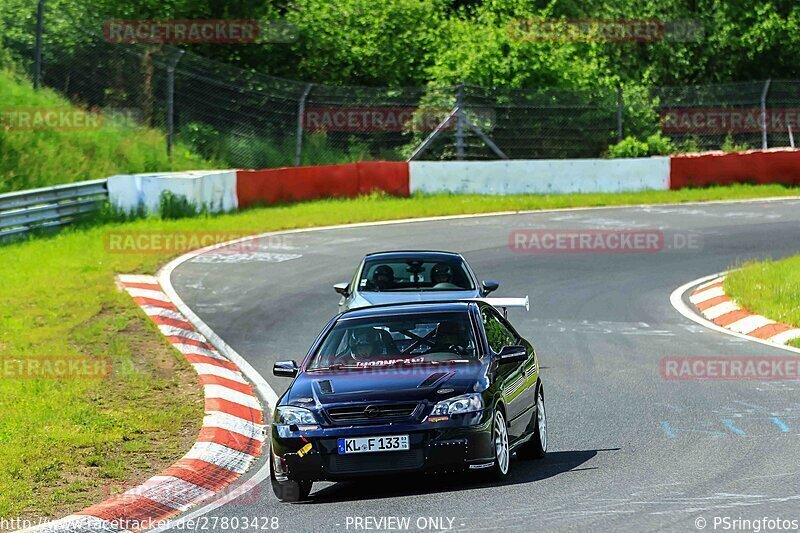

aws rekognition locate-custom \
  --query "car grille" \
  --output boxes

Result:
[327,449,424,474]
[326,403,418,423]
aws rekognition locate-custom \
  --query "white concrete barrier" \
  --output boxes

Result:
[409,158,670,195]
[108,170,237,214]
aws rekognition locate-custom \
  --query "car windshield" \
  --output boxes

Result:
[358,257,474,292]
[308,312,479,369]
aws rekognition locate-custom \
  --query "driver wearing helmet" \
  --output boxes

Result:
[431,320,470,355]
[346,327,386,361]
[371,265,395,291]
[431,262,460,289]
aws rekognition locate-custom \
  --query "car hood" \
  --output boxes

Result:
[285,361,488,406]
[349,290,479,309]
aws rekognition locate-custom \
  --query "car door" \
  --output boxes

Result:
[481,306,532,442]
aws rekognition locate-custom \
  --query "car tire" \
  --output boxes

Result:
[487,407,511,480]
[270,457,312,502]
[518,382,547,460]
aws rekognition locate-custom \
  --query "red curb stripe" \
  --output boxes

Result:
[197,427,263,456]
[161,459,240,492]
[205,398,264,424]
[696,295,731,311]
[167,335,214,351]
[150,314,195,331]
[77,494,179,529]
[184,352,238,370]
[122,281,162,291]
[133,296,178,310]
[692,281,724,296]
[199,374,254,395]
[748,322,795,340]
[714,309,753,327]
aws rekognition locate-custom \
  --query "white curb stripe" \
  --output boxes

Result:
[203,412,266,441]
[689,285,725,304]
[769,329,800,345]
[703,300,741,320]
[174,343,224,359]
[182,442,254,474]
[158,325,206,343]
[192,363,248,383]
[126,476,214,511]
[124,287,171,301]
[203,384,261,410]
[142,305,188,321]
[693,276,725,292]
[726,314,774,334]
[118,274,159,285]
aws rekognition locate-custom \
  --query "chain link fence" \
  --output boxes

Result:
[4,18,800,168]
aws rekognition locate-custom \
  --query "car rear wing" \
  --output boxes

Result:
[468,296,529,317]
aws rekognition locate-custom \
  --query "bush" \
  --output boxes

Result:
[607,136,649,158]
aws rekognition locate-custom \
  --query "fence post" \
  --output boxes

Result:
[33,0,45,89]
[166,49,185,158]
[760,79,771,150]
[295,83,313,167]
[455,84,465,160]
[616,84,623,142]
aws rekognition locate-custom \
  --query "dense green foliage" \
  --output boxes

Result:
[1,0,798,90]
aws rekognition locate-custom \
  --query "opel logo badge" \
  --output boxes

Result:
[364,405,380,418]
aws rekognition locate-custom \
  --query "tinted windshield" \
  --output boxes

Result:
[359,257,474,292]
[309,312,479,369]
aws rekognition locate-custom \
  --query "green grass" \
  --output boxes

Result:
[0,70,214,193]
[725,255,800,349]
[1,184,799,520]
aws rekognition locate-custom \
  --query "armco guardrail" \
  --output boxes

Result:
[0,179,108,244]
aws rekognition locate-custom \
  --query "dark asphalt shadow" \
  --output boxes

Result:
[305,448,620,504]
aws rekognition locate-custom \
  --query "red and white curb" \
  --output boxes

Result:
[689,275,800,347]
[26,275,266,533]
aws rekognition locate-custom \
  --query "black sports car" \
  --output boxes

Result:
[269,300,547,502]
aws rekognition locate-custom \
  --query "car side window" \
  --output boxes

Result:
[481,307,517,353]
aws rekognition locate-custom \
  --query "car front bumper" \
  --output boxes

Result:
[270,410,495,481]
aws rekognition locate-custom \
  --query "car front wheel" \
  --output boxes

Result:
[489,408,511,480]
[270,455,312,502]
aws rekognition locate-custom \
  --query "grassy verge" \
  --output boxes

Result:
[725,255,800,349]
[0,70,213,194]
[2,184,799,520]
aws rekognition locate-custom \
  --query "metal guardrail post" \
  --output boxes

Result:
[34,0,45,89]
[166,50,185,158]
[761,79,771,150]
[455,84,465,160]
[295,83,313,167]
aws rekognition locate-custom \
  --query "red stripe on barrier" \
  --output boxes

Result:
[205,398,264,424]
[122,282,163,291]
[696,295,731,311]
[150,314,195,331]
[184,352,238,370]
[199,374,255,395]
[749,322,795,340]
[714,309,752,327]
[133,296,178,310]
[77,494,178,529]
[161,458,240,492]
[670,149,800,189]
[167,335,215,351]
[236,161,409,208]
[197,427,263,456]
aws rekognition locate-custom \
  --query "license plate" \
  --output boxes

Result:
[337,435,410,454]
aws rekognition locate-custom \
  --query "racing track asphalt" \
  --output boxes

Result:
[169,198,800,532]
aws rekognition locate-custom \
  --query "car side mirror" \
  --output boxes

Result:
[333,282,350,296]
[481,280,500,295]
[273,360,299,378]
[497,345,527,364]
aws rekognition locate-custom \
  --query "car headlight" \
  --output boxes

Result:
[431,393,484,415]
[274,406,317,425]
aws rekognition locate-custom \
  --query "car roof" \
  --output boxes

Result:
[339,300,473,320]
[363,250,464,262]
